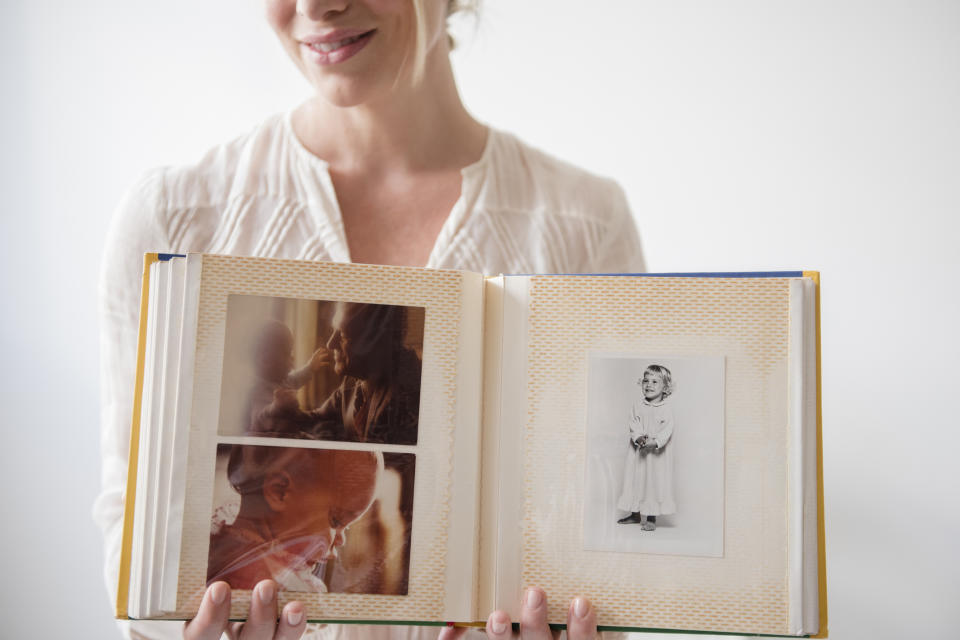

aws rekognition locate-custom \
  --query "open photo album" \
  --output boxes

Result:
[116,253,826,637]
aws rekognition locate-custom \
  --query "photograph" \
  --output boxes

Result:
[207,444,415,595]
[218,295,425,446]
[583,355,725,557]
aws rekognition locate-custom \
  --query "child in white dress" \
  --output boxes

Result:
[617,364,677,531]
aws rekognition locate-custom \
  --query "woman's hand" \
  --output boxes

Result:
[439,587,597,640]
[184,580,307,640]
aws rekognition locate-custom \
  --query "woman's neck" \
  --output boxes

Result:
[292,51,487,178]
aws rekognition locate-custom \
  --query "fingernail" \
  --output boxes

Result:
[573,597,589,618]
[286,608,303,626]
[258,581,275,603]
[491,613,508,634]
[210,582,227,605]
[525,588,543,608]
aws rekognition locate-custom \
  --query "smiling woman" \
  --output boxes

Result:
[265,0,434,106]
[96,0,644,639]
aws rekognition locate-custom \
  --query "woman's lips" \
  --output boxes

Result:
[300,30,375,66]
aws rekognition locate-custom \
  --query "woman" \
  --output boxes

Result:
[96,1,645,638]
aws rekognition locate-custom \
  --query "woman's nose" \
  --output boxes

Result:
[296,0,349,21]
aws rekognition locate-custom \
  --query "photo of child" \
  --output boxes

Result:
[616,364,676,531]
[583,355,724,557]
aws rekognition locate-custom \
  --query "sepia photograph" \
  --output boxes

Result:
[583,355,725,557]
[218,295,425,445]
[206,443,415,595]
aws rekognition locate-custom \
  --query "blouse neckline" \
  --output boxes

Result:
[280,111,495,268]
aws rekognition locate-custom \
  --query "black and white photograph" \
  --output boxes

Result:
[583,355,724,557]
[218,295,425,445]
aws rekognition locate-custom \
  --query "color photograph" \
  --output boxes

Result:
[207,444,415,595]
[218,295,425,446]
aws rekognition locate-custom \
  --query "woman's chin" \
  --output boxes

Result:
[301,68,407,110]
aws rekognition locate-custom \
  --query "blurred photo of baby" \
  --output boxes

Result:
[244,320,329,436]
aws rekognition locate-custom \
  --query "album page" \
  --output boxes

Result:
[484,274,817,636]
[165,255,486,622]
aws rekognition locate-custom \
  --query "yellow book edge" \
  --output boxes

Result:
[803,271,828,638]
[115,253,161,619]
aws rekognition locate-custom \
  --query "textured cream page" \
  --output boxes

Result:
[444,269,485,617]
[172,255,479,622]
[502,275,795,636]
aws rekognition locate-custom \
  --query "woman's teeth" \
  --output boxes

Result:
[311,34,364,53]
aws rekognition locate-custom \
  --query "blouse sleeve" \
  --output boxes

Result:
[588,182,646,274]
[93,170,179,637]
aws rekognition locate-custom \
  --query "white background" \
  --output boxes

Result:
[1,0,957,638]
[584,356,724,558]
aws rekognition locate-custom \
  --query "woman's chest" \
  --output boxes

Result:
[172,166,575,275]
[333,169,464,268]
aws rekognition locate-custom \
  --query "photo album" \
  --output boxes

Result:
[116,253,826,637]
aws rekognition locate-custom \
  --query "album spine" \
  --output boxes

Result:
[115,253,161,618]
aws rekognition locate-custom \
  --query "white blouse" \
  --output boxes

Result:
[95,113,645,639]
